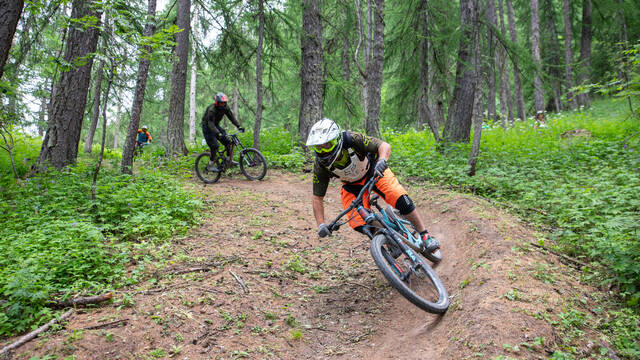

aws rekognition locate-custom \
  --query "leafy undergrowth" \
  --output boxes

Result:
[384,100,640,358]
[0,154,201,336]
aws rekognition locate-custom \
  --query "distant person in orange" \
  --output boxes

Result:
[136,125,152,147]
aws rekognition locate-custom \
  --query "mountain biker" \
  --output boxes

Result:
[136,125,152,148]
[307,118,440,255]
[201,92,245,171]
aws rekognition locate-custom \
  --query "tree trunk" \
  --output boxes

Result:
[166,0,190,157]
[530,0,545,114]
[253,0,265,150]
[113,102,120,149]
[299,0,323,145]
[342,9,352,130]
[576,0,591,108]
[545,0,562,112]
[498,0,513,123]
[444,0,478,143]
[84,59,104,153]
[355,0,369,126]
[562,0,575,109]
[189,48,197,144]
[121,0,156,174]
[506,0,525,121]
[419,0,441,142]
[38,97,46,137]
[485,0,497,123]
[468,2,483,176]
[91,63,113,201]
[38,0,102,169]
[233,80,239,116]
[364,0,384,137]
[0,0,24,80]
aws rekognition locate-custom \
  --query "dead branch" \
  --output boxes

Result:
[346,282,373,291]
[531,243,591,269]
[0,310,73,357]
[229,269,249,294]
[169,267,214,275]
[50,292,113,308]
[77,318,128,331]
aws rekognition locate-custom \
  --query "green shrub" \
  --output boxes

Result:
[0,142,201,335]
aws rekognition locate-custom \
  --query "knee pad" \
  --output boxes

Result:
[395,194,415,215]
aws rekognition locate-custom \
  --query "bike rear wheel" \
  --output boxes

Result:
[195,152,222,184]
[370,234,449,314]
[239,148,267,180]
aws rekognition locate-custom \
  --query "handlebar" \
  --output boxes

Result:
[328,174,381,232]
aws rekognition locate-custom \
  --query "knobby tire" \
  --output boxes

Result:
[239,148,267,181]
[195,152,222,184]
[370,234,449,314]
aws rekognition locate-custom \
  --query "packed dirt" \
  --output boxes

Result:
[5,170,613,359]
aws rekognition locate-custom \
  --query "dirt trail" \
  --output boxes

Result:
[7,170,604,359]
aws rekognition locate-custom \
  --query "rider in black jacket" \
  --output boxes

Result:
[201,93,244,171]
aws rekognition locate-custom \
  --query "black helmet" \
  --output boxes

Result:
[215,93,229,108]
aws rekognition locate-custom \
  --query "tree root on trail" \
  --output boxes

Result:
[0,310,73,358]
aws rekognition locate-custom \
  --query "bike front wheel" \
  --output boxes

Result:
[195,152,222,184]
[370,234,449,314]
[239,148,267,181]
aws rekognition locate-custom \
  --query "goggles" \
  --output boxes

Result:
[312,138,338,154]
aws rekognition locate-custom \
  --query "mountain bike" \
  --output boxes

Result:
[195,133,267,184]
[327,174,450,314]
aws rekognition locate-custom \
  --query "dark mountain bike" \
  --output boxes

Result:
[195,133,267,184]
[328,174,450,314]
[133,141,148,160]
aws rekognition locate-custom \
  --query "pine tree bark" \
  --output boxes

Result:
[299,0,323,145]
[38,0,102,169]
[418,0,441,142]
[444,0,478,143]
[121,0,156,174]
[562,0,575,108]
[166,0,190,157]
[506,0,525,121]
[576,0,591,108]
[189,49,197,144]
[497,0,513,123]
[84,59,104,153]
[545,0,562,112]
[530,0,545,114]
[253,0,265,150]
[364,0,384,137]
[0,0,24,80]
[113,102,120,149]
[486,0,498,123]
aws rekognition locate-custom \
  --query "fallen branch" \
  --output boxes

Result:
[78,318,128,331]
[0,310,73,357]
[169,267,213,275]
[531,243,591,269]
[50,292,113,308]
[229,269,249,294]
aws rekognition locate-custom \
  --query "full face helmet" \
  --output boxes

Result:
[215,93,229,108]
[306,118,343,167]
[141,125,148,131]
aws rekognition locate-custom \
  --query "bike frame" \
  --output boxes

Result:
[328,175,432,281]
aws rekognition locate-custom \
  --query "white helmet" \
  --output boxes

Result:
[306,118,343,167]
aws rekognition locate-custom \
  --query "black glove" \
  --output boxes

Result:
[238,127,245,133]
[318,223,332,238]
[374,158,388,176]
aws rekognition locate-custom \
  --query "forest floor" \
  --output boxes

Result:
[7,169,619,360]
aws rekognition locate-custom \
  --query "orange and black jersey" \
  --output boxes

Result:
[312,131,383,197]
